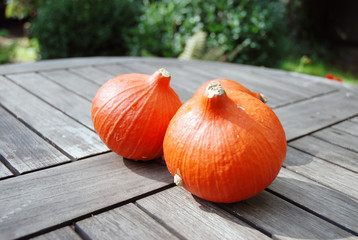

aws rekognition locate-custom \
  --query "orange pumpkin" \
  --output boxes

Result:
[163,81,286,203]
[92,68,181,161]
[194,78,267,103]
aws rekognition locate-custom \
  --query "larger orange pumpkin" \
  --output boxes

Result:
[92,68,181,161]
[194,78,267,103]
[163,81,286,203]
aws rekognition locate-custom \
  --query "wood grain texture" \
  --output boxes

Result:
[75,203,178,240]
[331,119,358,137]
[0,76,108,159]
[246,66,336,96]
[0,107,70,174]
[0,152,172,239]
[313,127,358,152]
[69,66,115,86]
[0,162,13,179]
[6,72,94,130]
[30,227,81,240]
[274,90,358,141]
[0,56,132,74]
[157,57,349,91]
[289,135,358,172]
[284,146,358,200]
[181,63,310,106]
[39,69,100,101]
[95,63,139,76]
[351,116,358,123]
[223,191,356,240]
[269,168,358,234]
[1,57,358,240]
[157,59,335,109]
[137,187,271,240]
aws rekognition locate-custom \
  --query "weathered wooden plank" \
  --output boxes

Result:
[244,63,340,88]
[351,116,358,123]
[0,56,136,75]
[222,191,356,240]
[118,58,358,99]
[249,67,336,94]
[175,58,351,92]
[289,135,358,172]
[274,90,358,141]
[95,63,137,76]
[0,152,172,240]
[75,203,178,240]
[0,107,70,173]
[198,68,309,108]
[0,76,108,159]
[69,66,115,86]
[284,146,358,200]
[313,127,358,153]
[136,60,207,85]
[165,61,307,108]
[0,162,13,179]
[30,227,81,240]
[139,59,299,108]
[7,72,94,130]
[39,69,100,101]
[269,168,358,234]
[288,70,357,89]
[331,119,358,137]
[137,187,271,240]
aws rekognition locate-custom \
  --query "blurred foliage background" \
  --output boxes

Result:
[1,0,358,84]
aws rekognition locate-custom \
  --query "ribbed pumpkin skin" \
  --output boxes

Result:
[163,86,286,203]
[194,78,262,101]
[92,70,181,161]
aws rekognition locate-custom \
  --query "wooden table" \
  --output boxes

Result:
[0,57,357,240]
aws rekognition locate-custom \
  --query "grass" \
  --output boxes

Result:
[279,56,358,85]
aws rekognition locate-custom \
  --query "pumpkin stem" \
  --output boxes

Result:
[159,68,170,78]
[205,81,226,98]
[174,174,184,186]
[260,93,268,103]
[149,68,171,86]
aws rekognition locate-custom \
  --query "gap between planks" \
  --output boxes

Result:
[265,187,358,236]
[271,88,339,110]
[7,184,176,240]
[288,140,358,175]
[3,75,96,133]
[135,185,355,240]
[13,155,358,239]
[286,112,358,144]
[29,226,82,240]
[25,183,358,240]
[0,103,76,163]
[0,154,20,176]
[2,191,172,240]
[282,148,358,201]
[37,70,96,102]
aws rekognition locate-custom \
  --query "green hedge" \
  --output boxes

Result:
[30,0,291,66]
[128,0,286,67]
[31,0,140,59]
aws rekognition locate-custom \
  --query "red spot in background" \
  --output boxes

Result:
[326,74,343,82]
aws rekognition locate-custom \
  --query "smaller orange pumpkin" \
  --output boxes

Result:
[91,68,181,161]
[163,81,286,203]
[194,78,267,103]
